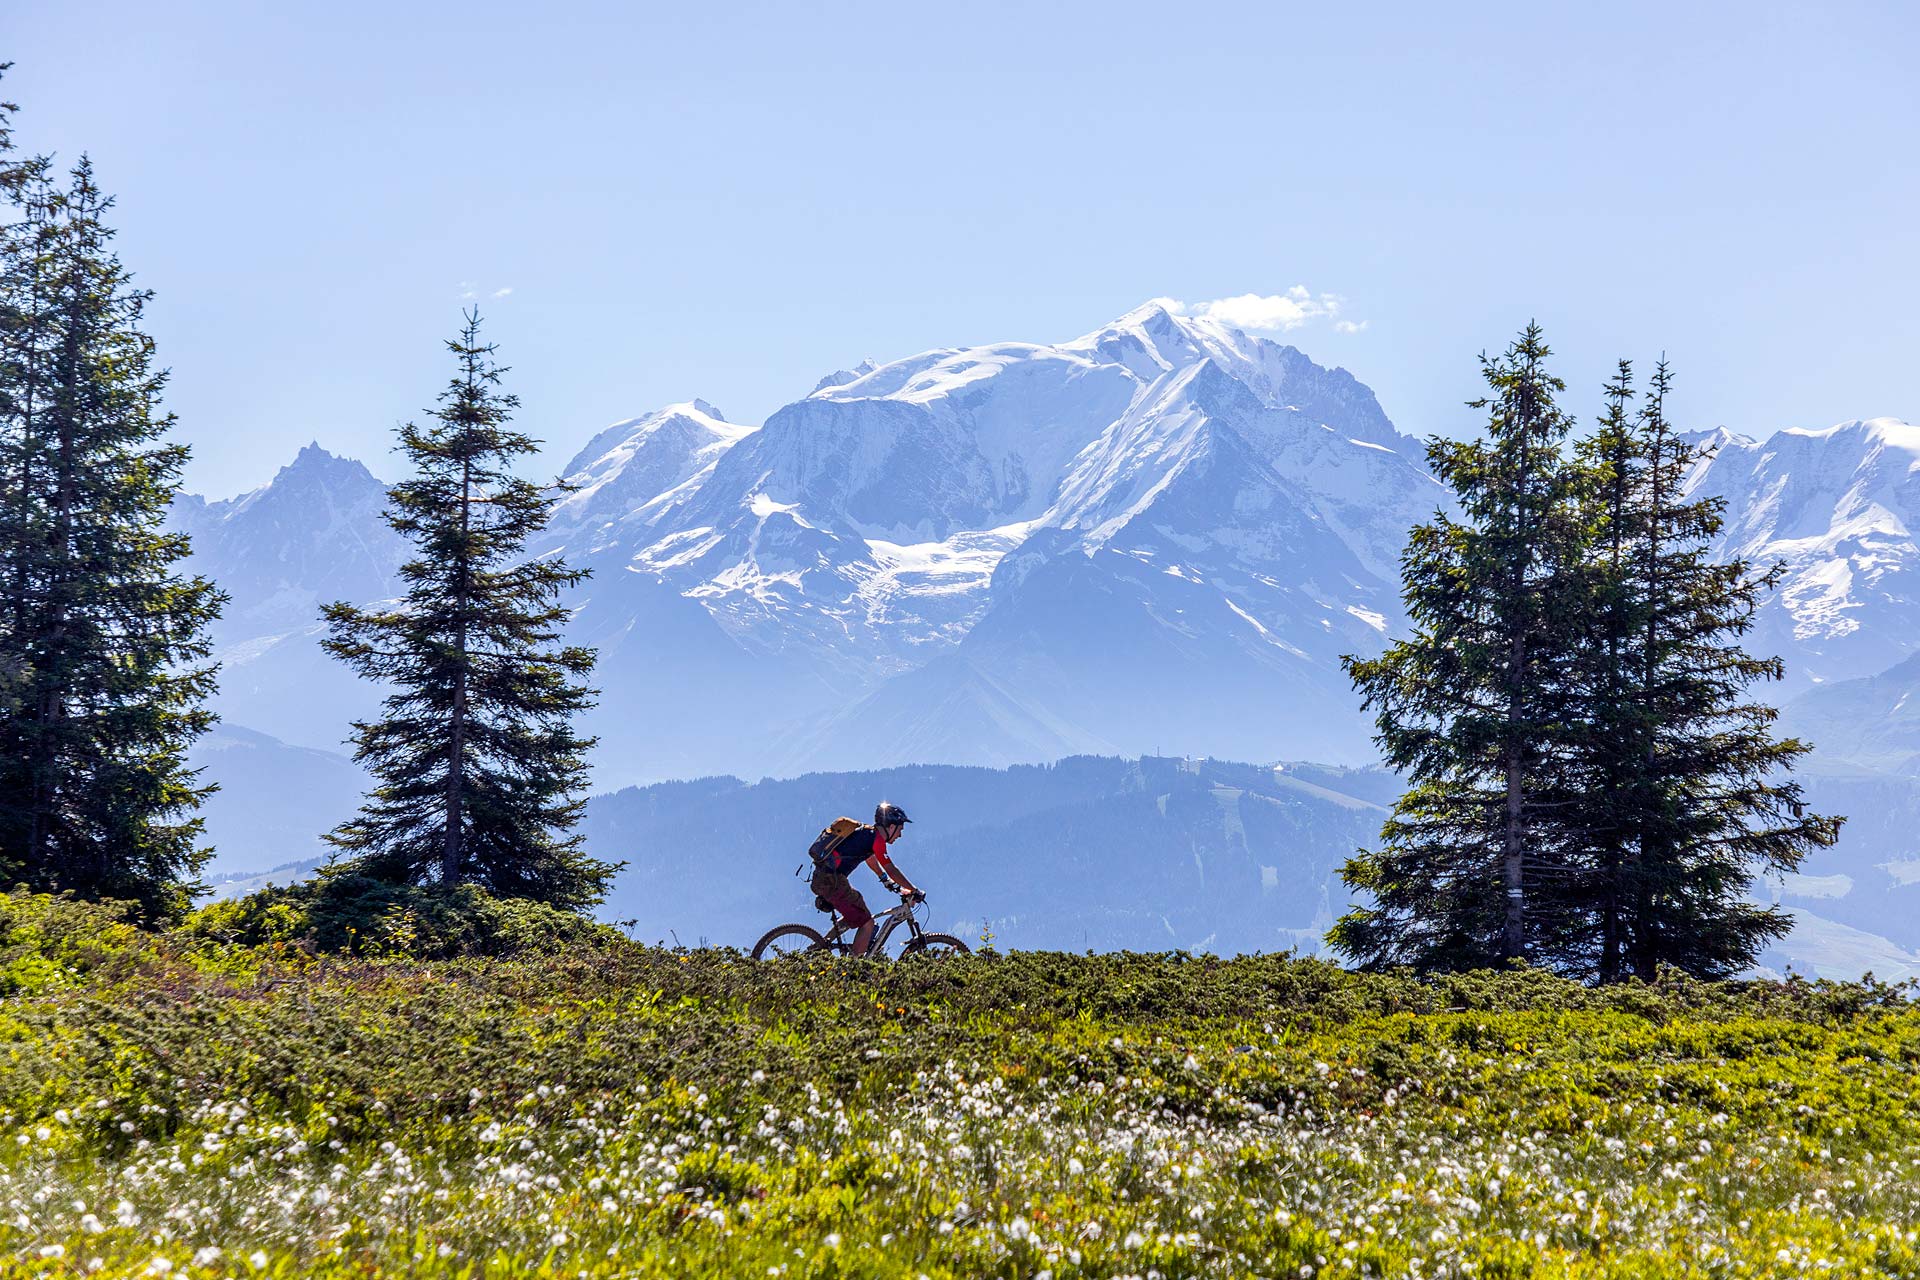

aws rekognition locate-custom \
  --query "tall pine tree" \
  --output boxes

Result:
[1333,324,1591,972]
[323,311,613,909]
[0,155,224,921]
[1570,361,1840,980]
[1567,359,1646,982]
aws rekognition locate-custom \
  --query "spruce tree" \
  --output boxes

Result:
[1332,324,1590,972]
[1572,362,1841,980]
[0,157,224,921]
[323,311,613,909]
[1567,360,1646,982]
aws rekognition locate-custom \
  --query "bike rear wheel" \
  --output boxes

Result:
[751,923,830,959]
[898,932,970,959]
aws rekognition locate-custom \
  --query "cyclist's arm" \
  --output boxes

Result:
[869,847,919,897]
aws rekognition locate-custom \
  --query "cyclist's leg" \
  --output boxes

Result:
[810,869,873,951]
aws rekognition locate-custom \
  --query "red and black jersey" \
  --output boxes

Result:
[820,824,887,876]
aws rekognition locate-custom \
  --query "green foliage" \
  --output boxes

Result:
[0,890,149,994]
[322,311,613,910]
[0,126,224,923]
[1340,329,1839,982]
[2,893,1920,1275]
[182,874,624,959]
[1570,360,1840,981]
[1338,323,1590,972]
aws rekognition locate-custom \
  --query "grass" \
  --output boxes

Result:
[3,892,1920,1277]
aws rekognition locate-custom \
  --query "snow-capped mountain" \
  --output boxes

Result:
[163,308,1920,974]
[545,302,1440,772]
[173,305,1913,786]
[172,444,405,750]
[173,442,405,638]
[174,304,1437,777]
[1684,418,1920,688]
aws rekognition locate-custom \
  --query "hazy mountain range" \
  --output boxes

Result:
[170,303,1920,975]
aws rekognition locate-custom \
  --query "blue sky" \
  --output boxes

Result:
[10,1,1917,495]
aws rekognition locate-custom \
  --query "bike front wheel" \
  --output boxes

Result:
[751,923,830,959]
[897,932,970,959]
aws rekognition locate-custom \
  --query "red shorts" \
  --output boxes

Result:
[809,867,872,928]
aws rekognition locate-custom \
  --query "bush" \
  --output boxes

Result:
[0,890,153,995]
[181,873,623,958]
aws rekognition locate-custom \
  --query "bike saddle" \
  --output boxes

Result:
[813,895,835,915]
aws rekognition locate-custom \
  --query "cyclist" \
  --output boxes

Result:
[811,802,923,956]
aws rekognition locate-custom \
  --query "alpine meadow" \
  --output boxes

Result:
[5,8,1920,1278]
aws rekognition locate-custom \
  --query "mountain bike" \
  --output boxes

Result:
[751,892,970,960]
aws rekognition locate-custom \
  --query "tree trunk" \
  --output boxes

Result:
[1502,636,1526,960]
[443,453,471,884]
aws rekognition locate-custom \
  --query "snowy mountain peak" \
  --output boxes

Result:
[811,360,878,394]
[276,442,381,487]
[1065,302,1410,452]
[1685,415,1920,685]
[549,403,754,549]
[1779,417,1920,458]
[560,402,750,482]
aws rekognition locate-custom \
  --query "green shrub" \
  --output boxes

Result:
[181,874,622,958]
[0,890,153,995]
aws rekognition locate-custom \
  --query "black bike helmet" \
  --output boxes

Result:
[875,802,912,828]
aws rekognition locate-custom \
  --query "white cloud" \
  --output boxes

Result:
[492,287,514,299]
[1164,286,1363,334]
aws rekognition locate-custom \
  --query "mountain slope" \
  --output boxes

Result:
[1685,418,1920,687]
[1783,650,1920,774]
[174,445,405,749]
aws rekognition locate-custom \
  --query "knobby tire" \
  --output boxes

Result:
[750,923,829,959]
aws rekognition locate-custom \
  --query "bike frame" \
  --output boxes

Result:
[819,898,923,954]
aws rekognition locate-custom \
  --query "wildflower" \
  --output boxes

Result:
[824,1233,842,1249]
[193,1247,222,1266]
[1009,1217,1032,1241]
[248,1251,269,1270]
[38,1245,64,1260]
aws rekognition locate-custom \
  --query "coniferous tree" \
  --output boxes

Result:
[0,155,224,921]
[1332,324,1590,972]
[1567,360,1646,982]
[323,311,613,909]
[1571,362,1841,980]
